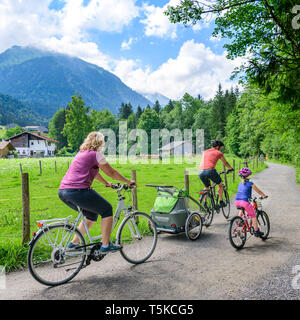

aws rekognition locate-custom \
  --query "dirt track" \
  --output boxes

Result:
[1,162,300,300]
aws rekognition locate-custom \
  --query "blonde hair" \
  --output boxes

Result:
[80,131,105,152]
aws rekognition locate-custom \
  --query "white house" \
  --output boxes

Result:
[159,140,194,157]
[5,131,58,157]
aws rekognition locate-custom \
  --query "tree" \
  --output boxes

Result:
[4,126,24,139]
[136,105,143,119]
[165,0,300,107]
[153,100,161,114]
[119,103,133,120]
[62,93,93,152]
[49,108,68,149]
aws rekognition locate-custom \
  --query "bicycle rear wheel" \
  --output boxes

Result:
[221,189,231,219]
[257,210,270,240]
[117,212,158,264]
[27,224,86,286]
[185,212,203,240]
[200,192,214,227]
[228,216,247,250]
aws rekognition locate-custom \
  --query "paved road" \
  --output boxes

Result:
[1,163,300,300]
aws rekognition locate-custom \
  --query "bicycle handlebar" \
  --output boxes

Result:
[106,183,136,190]
[218,169,234,175]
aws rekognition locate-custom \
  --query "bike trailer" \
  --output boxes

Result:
[150,187,190,233]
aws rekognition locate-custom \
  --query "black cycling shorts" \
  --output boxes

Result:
[58,188,113,222]
[199,169,222,188]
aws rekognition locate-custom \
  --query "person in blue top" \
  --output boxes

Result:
[235,168,268,237]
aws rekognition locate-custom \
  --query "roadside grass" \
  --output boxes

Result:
[0,155,267,271]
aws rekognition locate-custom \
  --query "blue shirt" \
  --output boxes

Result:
[235,180,254,202]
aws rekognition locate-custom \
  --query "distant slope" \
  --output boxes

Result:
[0,46,152,118]
[140,92,170,107]
[0,93,48,126]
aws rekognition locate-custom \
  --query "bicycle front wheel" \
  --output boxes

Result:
[257,210,270,240]
[28,224,86,286]
[221,189,231,219]
[117,212,158,264]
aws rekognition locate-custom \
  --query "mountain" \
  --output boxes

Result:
[140,92,170,107]
[0,93,48,126]
[0,46,152,118]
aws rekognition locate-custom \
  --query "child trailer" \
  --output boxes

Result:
[146,185,203,240]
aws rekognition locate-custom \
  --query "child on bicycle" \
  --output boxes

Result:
[235,168,268,237]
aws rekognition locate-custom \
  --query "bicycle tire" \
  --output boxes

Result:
[200,192,214,227]
[117,212,158,264]
[221,189,231,219]
[28,224,86,286]
[228,216,247,250]
[256,210,270,240]
[185,212,203,241]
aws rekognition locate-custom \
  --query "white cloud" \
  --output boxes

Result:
[121,37,137,51]
[140,0,180,39]
[113,40,242,100]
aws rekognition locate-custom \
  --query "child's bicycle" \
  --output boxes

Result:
[228,196,270,250]
[27,183,158,286]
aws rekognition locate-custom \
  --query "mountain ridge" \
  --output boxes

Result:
[0,46,153,118]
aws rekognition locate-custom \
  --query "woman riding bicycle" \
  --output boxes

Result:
[58,131,135,253]
[199,140,233,208]
[235,167,268,237]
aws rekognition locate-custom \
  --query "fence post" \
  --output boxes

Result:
[39,160,42,175]
[184,170,189,193]
[232,159,235,183]
[131,169,138,211]
[20,163,23,175]
[22,173,30,246]
[222,164,228,188]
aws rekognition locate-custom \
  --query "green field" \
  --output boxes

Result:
[0,156,267,271]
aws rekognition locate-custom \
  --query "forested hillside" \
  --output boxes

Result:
[0,93,47,126]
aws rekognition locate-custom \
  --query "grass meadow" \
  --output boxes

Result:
[0,155,267,271]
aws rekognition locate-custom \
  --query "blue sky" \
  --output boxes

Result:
[0,0,241,101]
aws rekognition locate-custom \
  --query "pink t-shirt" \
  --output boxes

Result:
[59,150,106,189]
[199,148,223,170]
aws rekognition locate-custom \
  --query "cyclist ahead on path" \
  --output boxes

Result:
[235,168,268,237]
[58,131,135,253]
[199,140,233,208]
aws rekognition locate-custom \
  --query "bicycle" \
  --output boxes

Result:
[27,183,158,286]
[199,169,233,227]
[228,196,270,250]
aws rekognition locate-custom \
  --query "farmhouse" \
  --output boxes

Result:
[5,131,58,158]
[159,140,194,157]
[0,141,15,158]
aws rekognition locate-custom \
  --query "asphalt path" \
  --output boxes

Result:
[1,162,300,300]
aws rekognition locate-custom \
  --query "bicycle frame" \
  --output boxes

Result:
[33,185,135,252]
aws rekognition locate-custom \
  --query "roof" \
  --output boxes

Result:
[159,140,192,151]
[0,141,15,150]
[5,131,59,143]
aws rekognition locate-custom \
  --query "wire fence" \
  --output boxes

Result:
[0,156,265,245]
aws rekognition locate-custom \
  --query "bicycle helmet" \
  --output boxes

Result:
[211,140,224,147]
[239,167,252,178]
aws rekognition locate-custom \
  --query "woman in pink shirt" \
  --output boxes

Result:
[58,131,135,253]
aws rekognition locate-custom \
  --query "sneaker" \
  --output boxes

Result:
[219,200,226,208]
[100,242,122,254]
[254,229,264,238]
[68,241,80,249]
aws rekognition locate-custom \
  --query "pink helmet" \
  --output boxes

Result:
[239,167,252,178]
